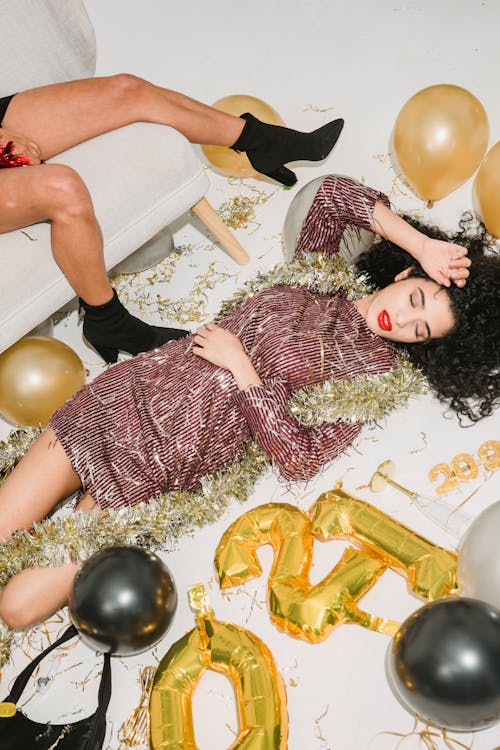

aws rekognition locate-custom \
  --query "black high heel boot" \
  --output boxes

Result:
[80,290,189,363]
[231,113,344,186]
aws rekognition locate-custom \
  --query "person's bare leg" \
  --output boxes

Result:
[2,75,245,159]
[0,164,112,304]
[0,493,99,629]
[0,427,82,542]
[0,76,248,304]
[4,74,343,188]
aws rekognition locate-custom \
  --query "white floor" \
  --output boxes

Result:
[2,1,500,748]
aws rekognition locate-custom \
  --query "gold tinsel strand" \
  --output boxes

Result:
[0,252,426,665]
[0,426,43,483]
[217,252,374,320]
[217,190,271,231]
[0,619,14,667]
[289,353,427,425]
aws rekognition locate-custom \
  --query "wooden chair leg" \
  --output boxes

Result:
[191,197,249,265]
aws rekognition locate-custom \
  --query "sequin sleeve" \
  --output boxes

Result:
[233,378,361,482]
[295,174,391,256]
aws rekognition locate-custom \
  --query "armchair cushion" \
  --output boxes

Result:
[0,123,209,352]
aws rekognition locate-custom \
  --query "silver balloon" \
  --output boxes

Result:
[282,174,375,261]
[113,226,175,274]
[69,546,177,656]
[387,598,500,731]
[458,501,500,609]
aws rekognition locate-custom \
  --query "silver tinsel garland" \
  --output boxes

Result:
[0,252,427,665]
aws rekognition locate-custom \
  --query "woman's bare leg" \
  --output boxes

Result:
[0,75,248,304]
[0,164,112,304]
[2,74,245,159]
[0,426,83,627]
[0,492,99,629]
[0,427,82,541]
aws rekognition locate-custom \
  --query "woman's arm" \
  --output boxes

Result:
[192,324,361,481]
[371,201,470,287]
[192,324,262,390]
[233,380,361,481]
[295,175,390,256]
[295,175,470,287]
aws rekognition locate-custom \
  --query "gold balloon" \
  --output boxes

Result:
[393,84,489,201]
[215,489,458,643]
[311,488,458,602]
[473,141,500,237]
[149,584,288,749]
[0,336,86,426]
[215,502,394,642]
[201,94,285,179]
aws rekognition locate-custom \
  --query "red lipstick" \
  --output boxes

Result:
[378,309,392,331]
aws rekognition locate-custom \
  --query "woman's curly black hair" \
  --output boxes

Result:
[355,214,500,423]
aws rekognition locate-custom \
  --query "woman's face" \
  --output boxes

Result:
[361,278,455,344]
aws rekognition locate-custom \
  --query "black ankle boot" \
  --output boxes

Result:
[80,291,189,363]
[231,113,344,186]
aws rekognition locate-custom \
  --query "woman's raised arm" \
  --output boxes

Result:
[295,175,390,256]
[371,201,471,287]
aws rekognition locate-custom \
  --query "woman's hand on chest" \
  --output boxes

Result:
[192,324,262,390]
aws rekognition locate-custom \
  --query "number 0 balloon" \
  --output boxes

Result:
[149,584,288,749]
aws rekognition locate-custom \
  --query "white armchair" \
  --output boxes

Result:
[0,0,248,353]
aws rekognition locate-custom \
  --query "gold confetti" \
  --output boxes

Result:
[388,174,418,200]
[225,722,238,737]
[377,716,474,750]
[373,152,391,164]
[409,431,428,454]
[217,189,272,231]
[20,230,37,241]
[303,104,336,113]
[313,704,330,742]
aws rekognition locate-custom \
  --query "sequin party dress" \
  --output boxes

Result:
[50,176,395,511]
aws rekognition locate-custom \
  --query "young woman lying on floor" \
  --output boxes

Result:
[0,174,497,631]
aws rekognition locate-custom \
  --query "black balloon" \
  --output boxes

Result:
[388,598,500,731]
[69,546,177,656]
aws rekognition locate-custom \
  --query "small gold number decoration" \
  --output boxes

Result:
[429,440,500,495]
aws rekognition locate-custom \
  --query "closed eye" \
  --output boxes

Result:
[415,322,431,341]
[410,288,425,309]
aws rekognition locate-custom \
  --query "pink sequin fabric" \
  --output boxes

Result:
[50,176,394,511]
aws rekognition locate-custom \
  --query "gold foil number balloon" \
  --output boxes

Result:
[473,141,500,237]
[0,336,86,425]
[311,488,458,602]
[201,94,285,180]
[149,584,288,750]
[393,84,489,202]
[216,502,389,641]
[215,489,458,643]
